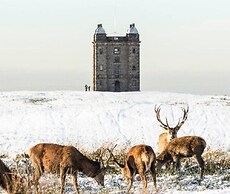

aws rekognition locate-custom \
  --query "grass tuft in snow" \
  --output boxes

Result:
[203,149,230,175]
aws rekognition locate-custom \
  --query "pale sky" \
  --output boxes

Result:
[0,0,230,95]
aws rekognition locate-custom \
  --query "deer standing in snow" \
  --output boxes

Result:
[0,159,22,194]
[110,144,158,194]
[28,143,112,194]
[0,159,13,193]
[155,105,189,154]
[156,136,206,179]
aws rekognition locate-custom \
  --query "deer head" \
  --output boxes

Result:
[155,105,189,141]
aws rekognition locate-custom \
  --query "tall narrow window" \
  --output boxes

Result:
[114,65,120,78]
[99,48,103,54]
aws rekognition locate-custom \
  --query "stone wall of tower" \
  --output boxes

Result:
[93,42,108,91]
[93,24,140,92]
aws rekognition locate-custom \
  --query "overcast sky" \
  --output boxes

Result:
[0,0,230,95]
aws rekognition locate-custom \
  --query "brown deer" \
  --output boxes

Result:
[111,144,157,194]
[155,105,189,154]
[0,159,13,193]
[156,136,206,179]
[0,159,23,194]
[28,143,112,194]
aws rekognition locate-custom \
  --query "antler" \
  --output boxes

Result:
[98,144,118,168]
[154,105,171,130]
[176,105,189,129]
[106,145,125,168]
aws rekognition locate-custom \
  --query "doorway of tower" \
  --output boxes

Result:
[114,80,120,92]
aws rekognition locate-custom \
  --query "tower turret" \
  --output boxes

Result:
[94,24,107,42]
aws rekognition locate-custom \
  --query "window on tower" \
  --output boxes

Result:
[99,48,103,54]
[114,56,120,63]
[114,47,120,55]
[114,65,120,78]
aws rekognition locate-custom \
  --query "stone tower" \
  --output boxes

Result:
[93,23,140,92]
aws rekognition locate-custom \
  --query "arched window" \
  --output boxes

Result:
[115,81,120,92]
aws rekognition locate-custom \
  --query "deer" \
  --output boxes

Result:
[156,136,206,179]
[110,144,158,194]
[154,105,189,154]
[0,159,22,194]
[28,143,112,194]
[0,159,13,193]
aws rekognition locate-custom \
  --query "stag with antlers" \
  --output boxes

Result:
[155,105,189,154]
[156,136,206,179]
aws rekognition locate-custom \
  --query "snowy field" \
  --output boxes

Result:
[0,91,229,193]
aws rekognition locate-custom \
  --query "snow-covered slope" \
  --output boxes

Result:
[0,91,229,157]
[0,91,230,194]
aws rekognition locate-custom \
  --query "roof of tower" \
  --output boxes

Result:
[95,24,106,34]
[127,23,139,34]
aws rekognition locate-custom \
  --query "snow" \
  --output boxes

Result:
[0,91,229,193]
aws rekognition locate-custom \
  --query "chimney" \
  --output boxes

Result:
[130,23,135,28]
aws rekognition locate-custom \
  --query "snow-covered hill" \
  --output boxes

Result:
[0,91,229,156]
[0,91,229,194]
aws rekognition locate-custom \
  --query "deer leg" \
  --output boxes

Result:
[138,165,147,193]
[3,173,13,194]
[150,163,158,193]
[72,173,80,194]
[33,165,42,194]
[172,156,181,176]
[60,168,67,194]
[139,173,148,193]
[176,160,181,172]
[126,177,133,193]
[196,155,205,179]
